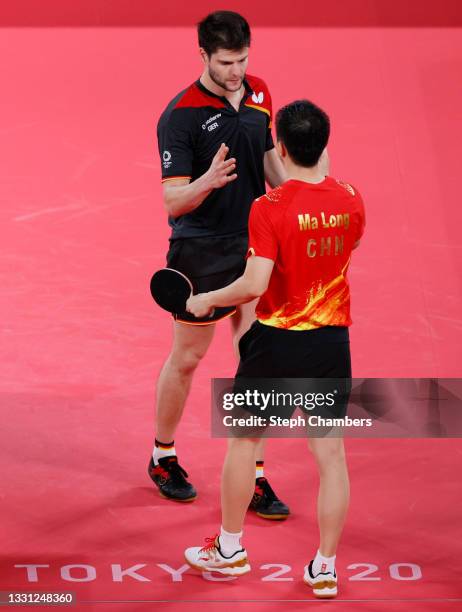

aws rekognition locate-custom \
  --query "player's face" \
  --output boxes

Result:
[205,48,249,92]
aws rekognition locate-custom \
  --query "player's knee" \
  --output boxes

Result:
[171,346,206,375]
[309,438,345,467]
[228,437,260,450]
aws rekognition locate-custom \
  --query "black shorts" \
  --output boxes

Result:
[236,321,352,379]
[233,322,352,424]
[166,233,247,325]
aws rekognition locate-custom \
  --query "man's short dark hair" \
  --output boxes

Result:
[198,11,251,56]
[276,100,330,167]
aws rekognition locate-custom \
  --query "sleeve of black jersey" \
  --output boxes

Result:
[265,89,275,151]
[157,108,194,182]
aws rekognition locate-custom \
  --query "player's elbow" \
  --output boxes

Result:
[164,204,177,218]
[163,195,180,219]
[162,182,187,218]
[247,280,268,299]
[242,265,270,299]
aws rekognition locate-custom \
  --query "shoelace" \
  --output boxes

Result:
[161,460,189,485]
[258,478,279,502]
[199,535,219,554]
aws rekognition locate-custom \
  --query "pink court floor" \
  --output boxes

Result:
[1,3,462,610]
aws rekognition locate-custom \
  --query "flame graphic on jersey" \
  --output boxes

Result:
[259,258,352,330]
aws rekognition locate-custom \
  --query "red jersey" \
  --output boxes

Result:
[248,177,365,330]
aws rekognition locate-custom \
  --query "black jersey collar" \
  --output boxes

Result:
[196,77,253,104]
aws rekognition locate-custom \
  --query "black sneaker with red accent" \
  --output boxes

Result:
[148,456,197,502]
[249,477,290,520]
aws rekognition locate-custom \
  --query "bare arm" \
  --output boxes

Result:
[264,147,287,188]
[163,175,211,218]
[163,144,237,218]
[186,255,275,318]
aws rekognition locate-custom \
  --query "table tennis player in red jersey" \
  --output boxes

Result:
[184,99,365,598]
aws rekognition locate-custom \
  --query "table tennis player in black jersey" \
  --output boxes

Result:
[148,11,291,519]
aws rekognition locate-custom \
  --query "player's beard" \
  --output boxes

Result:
[208,66,244,92]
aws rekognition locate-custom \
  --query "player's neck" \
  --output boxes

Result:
[287,165,326,184]
[200,71,245,105]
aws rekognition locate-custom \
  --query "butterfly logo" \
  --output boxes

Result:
[252,91,264,104]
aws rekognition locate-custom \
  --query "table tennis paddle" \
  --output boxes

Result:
[150,268,193,314]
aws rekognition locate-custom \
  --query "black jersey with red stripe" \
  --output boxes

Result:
[157,75,274,239]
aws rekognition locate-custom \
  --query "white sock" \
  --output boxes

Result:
[153,439,176,465]
[313,550,336,575]
[256,461,264,479]
[219,526,242,556]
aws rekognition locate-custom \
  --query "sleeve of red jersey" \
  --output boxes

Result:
[247,199,278,261]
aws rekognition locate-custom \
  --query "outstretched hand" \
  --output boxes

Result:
[205,143,237,189]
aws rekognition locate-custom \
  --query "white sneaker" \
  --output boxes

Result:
[185,534,251,576]
[303,559,338,598]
